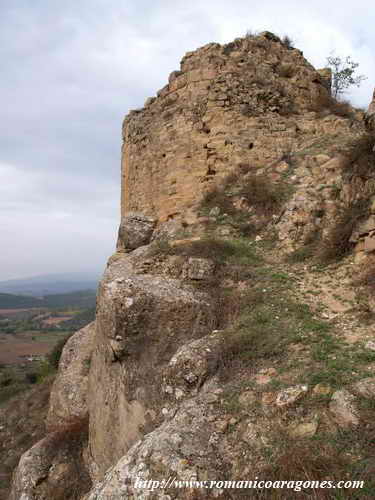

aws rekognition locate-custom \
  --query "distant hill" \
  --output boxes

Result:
[0,293,42,309]
[0,290,97,310]
[0,272,100,296]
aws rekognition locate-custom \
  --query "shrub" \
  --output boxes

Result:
[319,200,369,263]
[327,97,354,118]
[45,416,92,498]
[281,35,294,49]
[239,174,288,215]
[173,237,261,266]
[286,230,321,263]
[286,244,316,263]
[25,372,38,384]
[312,93,355,119]
[200,185,237,216]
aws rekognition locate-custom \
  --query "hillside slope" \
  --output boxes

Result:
[8,32,375,500]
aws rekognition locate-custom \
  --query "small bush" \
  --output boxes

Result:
[25,372,38,384]
[245,29,257,38]
[286,230,321,263]
[239,174,288,215]
[47,415,89,442]
[319,200,369,263]
[281,35,294,49]
[327,98,354,118]
[286,244,316,263]
[173,237,262,267]
[45,416,92,499]
[218,286,318,379]
[312,93,355,119]
[200,185,237,216]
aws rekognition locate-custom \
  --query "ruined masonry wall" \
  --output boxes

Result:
[121,34,331,223]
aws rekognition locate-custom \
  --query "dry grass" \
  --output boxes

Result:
[239,174,288,215]
[200,167,289,225]
[327,98,354,118]
[312,94,355,119]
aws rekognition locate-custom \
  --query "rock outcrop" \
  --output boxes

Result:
[86,253,215,479]
[117,212,156,252]
[47,323,94,428]
[9,32,375,500]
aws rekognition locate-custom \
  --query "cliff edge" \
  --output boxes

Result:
[9,32,375,500]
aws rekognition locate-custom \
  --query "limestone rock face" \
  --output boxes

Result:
[46,322,95,428]
[117,212,156,251]
[86,254,215,479]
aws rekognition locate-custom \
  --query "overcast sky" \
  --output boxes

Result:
[0,0,374,280]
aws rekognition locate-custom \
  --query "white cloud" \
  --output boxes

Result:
[0,0,374,279]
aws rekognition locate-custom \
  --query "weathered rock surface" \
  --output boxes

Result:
[86,396,227,499]
[117,212,156,251]
[9,430,91,500]
[163,332,222,399]
[182,257,215,280]
[275,384,308,407]
[86,254,215,479]
[352,377,375,399]
[46,322,95,428]
[329,389,359,428]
